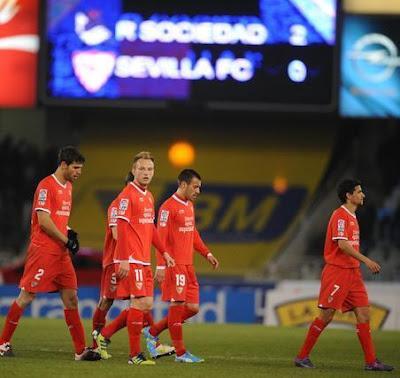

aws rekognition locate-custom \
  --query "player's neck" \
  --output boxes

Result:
[175,190,188,202]
[133,180,147,191]
[343,203,357,214]
[53,168,67,185]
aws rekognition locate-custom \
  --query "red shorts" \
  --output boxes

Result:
[19,244,77,293]
[116,263,153,299]
[100,264,118,299]
[318,264,369,312]
[162,264,199,303]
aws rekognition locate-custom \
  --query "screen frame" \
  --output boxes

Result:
[38,0,342,112]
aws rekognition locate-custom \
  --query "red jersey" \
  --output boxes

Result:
[323,205,361,268]
[115,181,166,265]
[156,194,209,266]
[30,174,72,255]
[102,198,118,268]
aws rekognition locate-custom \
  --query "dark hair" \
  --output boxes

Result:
[125,171,134,185]
[337,179,361,203]
[178,169,201,184]
[57,146,85,166]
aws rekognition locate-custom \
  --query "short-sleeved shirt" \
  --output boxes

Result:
[114,181,155,265]
[157,194,209,266]
[323,205,361,268]
[102,198,118,268]
[30,174,72,255]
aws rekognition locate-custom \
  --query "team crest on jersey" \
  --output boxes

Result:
[38,189,47,203]
[135,282,143,290]
[119,198,129,211]
[176,287,183,294]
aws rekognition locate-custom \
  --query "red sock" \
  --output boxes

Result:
[150,316,168,338]
[92,307,108,347]
[143,311,154,327]
[0,301,24,344]
[102,309,128,339]
[297,318,327,359]
[64,309,86,355]
[356,323,376,364]
[127,308,143,357]
[182,307,197,322]
[168,305,185,356]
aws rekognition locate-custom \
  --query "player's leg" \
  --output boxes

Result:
[0,289,35,357]
[295,307,335,368]
[92,297,114,350]
[354,307,392,371]
[183,303,199,322]
[127,296,155,365]
[349,270,394,371]
[60,288,99,361]
[58,255,100,361]
[295,265,349,368]
[183,266,200,322]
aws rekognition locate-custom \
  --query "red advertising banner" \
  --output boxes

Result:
[0,0,39,107]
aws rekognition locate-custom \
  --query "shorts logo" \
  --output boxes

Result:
[119,199,129,212]
[176,287,183,294]
[135,282,143,290]
[31,281,38,287]
[38,189,47,203]
[110,285,116,292]
[328,295,333,303]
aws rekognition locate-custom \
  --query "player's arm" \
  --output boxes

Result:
[111,226,117,240]
[152,225,175,268]
[37,210,68,244]
[338,240,380,273]
[115,218,130,279]
[194,228,219,269]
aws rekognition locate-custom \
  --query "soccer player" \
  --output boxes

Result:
[294,179,394,371]
[95,151,175,365]
[0,146,100,361]
[91,174,131,357]
[92,172,173,360]
[143,169,219,363]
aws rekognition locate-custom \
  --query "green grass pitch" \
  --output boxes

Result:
[0,317,398,377]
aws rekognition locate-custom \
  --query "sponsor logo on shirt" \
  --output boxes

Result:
[55,210,70,216]
[178,226,194,233]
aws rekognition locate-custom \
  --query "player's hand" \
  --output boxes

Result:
[118,260,129,279]
[365,258,381,274]
[154,268,166,286]
[163,252,175,267]
[207,253,219,270]
[65,229,79,255]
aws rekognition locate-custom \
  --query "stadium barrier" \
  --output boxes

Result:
[0,282,275,323]
[264,280,400,330]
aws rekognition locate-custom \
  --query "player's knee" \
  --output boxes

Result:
[16,290,35,308]
[64,294,79,309]
[319,308,335,324]
[186,303,199,314]
[355,307,370,323]
[99,298,113,311]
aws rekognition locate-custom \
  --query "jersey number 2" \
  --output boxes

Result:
[34,268,45,281]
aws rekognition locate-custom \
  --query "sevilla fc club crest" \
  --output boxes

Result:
[328,295,333,303]
[176,287,183,294]
[135,282,143,290]
[31,281,38,287]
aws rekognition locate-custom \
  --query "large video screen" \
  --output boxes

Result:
[340,14,400,118]
[42,0,339,110]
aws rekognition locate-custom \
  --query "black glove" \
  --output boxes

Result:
[66,229,80,255]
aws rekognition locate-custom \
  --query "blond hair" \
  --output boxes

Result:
[132,151,154,168]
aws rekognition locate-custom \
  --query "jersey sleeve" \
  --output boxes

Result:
[34,181,54,214]
[194,228,210,257]
[330,212,349,241]
[155,204,171,267]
